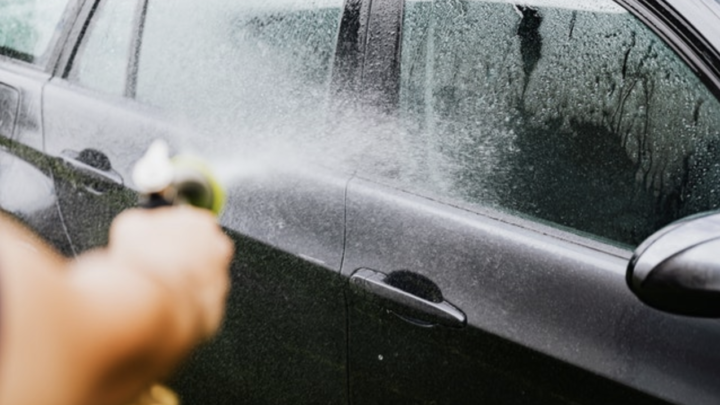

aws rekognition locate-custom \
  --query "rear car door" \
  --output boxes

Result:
[42,0,351,403]
[0,0,78,254]
[343,0,720,403]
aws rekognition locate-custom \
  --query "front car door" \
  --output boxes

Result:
[41,0,353,402]
[343,0,720,403]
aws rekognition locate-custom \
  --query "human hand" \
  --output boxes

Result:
[107,206,233,341]
[0,207,233,405]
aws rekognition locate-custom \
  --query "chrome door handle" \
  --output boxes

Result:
[350,268,466,328]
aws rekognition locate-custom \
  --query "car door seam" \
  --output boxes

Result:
[340,171,355,405]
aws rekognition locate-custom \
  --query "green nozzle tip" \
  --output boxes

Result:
[170,155,226,216]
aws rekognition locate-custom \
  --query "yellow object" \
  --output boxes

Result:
[124,384,179,405]
[133,139,226,217]
[170,154,226,217]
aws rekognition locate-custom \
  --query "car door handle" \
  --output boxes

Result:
[350,268,466,328]
[61,149,123,194]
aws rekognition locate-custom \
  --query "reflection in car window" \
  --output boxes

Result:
[0,0,69,64]
[134,0,343,151]
[395,0,720,246]
[69,0,136,96]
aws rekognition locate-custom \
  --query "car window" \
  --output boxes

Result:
[132,0,344,151]
[67,0,137,96]
[385,0,720,247]
[0,0,70,64]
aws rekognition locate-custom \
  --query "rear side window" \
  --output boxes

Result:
[0,0,70,64]
[386,0,720,247]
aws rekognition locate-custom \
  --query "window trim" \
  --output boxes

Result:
[0,46,34,64]
[361,0,404,112]
[364,0,720,110]
[331,0,372,98]
[125,0,148,98]
[46,0,87,73]
[63,0,106,83]
[55,0,102,78]
[617,0,720,101]
[57,0,146,98]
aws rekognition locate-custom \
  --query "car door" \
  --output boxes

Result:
[42,0,352,403]
[343,0,720,404]
[0,0,79,255]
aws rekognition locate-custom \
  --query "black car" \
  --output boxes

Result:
[2,0,720,403]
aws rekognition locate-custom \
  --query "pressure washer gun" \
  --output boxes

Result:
[133,139,225,215]
[125,140,226,405]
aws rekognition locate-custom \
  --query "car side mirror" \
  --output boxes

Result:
[627,211,720,317]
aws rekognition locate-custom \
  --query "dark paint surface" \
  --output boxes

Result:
[170,232,347,404]
[0,62,73,254]
[347,290,673,405]
[343,178,720,404]
[0,141,73,255]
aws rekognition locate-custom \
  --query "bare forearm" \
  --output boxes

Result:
[68,253,199,405]
[0,240,80,405]
[0,251,196,405]
[0,208,231,405]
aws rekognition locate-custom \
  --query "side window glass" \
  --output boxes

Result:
[134,0,344,144]
[68,0,137,96]
[395,0,720,247]
[0,0,71,64]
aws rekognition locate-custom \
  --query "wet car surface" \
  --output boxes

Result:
[2,0,720,404]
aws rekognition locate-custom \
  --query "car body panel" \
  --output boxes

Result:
[343,177,720,404]
[0,60,73,253]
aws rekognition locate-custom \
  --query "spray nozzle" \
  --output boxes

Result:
[133,140,226,216]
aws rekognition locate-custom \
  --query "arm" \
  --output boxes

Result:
[0,208,233,405]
